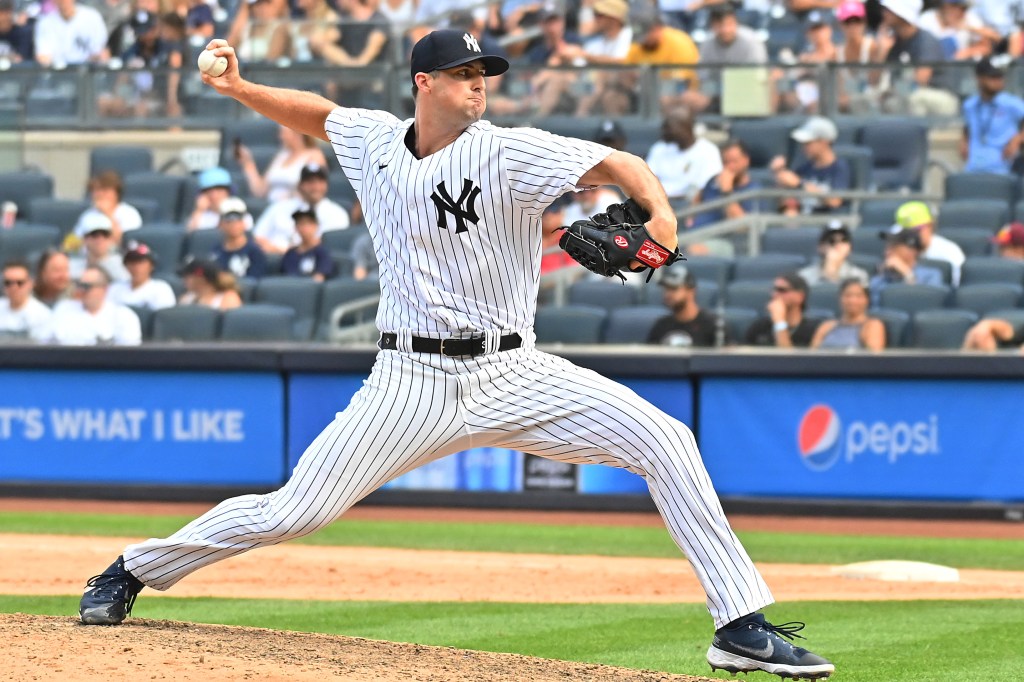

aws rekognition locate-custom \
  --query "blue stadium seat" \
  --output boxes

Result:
[728,118,795,168]
[871,308,911,348]
[857,199,905,232]
[184,229,223,261]
[316,277,380,339]
[151,306,221,342]
[125,224,186,275]
[127,305,155,341]
[568,279,639,311]
[253,277,323,340]
[910,309,978,349]
[878,284,951,315]
[960,257,1024,286]
[26,198,90,237]
[533,305,606,344]
[0,224,62,260]
[944,172,1018,205]
[722,307,759,343]
[90,146,153,178]
[918,257,953,286]
[833,144,873,190]
[952,283,1023,316]
[0,171,54,216]
[725,280,772,313]
[732,254,806,281]
[602,306,666,344]
[941,228,994,257]
[322,223,368,254]
[860,119,928,190]
[936,199,1008,232]
[807,282,840,316]
[220,304,295,341]
[327,171,358,210]
[219,118,280,167]
[123,172,187,223]
[761,227,821,261]
[683,256,733,290]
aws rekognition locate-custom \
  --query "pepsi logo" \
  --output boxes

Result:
[797,404,842,471]
[614,235,629,249]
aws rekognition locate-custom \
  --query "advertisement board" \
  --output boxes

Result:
[0,370,285,485]
[699,377,1024,502]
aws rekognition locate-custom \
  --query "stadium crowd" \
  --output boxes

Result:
[3,0,1024,351]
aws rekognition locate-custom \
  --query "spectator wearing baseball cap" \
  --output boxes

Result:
[188,166,248,232]
[178,257,242,310]
[879,0,959,117]
[69,213,131,284]
[892,200,965,285]
[868,224,944,307]
[0,0,33,64]
[744,272,821,348]
[798,220,870,286]
[108,241,177,311]
[647,265,727,347]
[961,55,1024,175]
[212,197,268,279]
[279,206,336,281]
[253,162,350,254]
[771,116,851,215]
[993,222,1024,260]
[594,119,627,150]
[72,170,143,244]
[919,0,995,61]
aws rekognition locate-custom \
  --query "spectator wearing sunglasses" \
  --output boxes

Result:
[798,220,869,286]
[42,265,141,346]
[744,272,821,348]
[0,260,52,342]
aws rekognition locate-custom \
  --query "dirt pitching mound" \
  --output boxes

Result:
[4,613,714,682]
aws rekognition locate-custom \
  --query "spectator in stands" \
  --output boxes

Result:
[108,241,176,310]
[289,0,339,63]
[236,124,328,201]
[539,194,577,278]
[593,117,627,151]
[523,5,581,117]
[691,139,762,229]
[975,0,1024,41]
[893,201,965,285]
[34,250,72,307]
[869,226,944,307]
[280,207,336,281]
[71,170,143,245]
[623,12,700,110]
[744,272,821,347]
[798,220,870,286]
[526,4,580,65]
[43,265,141,346]
[0,0,33,64]
[254,163,351,254]
[835,0,878,114]
[770,116,850,215]
[188,166,244,232]
[647,265,725,347]
[876,0,959,117]
[69,214,130,283]
[99,11,185,118]
[178,257,243,309]
[234,0,291,64]
[699,4,767,64]
[310,0,389,68]
[809,278,886,351]
[183,0,216,42]
[378,0,417,35]
[34,0,109,67]
[645,106,722,203]
[799,11,839,64]
[0,260,52,342]
[992,222,1024,260]
[213,197,268,279]
[962,311,1024,350]
[560,0,632,65]
[961,55,1024,175]
[918,0,997,59]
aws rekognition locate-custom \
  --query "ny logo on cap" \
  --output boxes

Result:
[463,33,480,52]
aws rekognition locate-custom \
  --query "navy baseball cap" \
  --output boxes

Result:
[409,30,509,83]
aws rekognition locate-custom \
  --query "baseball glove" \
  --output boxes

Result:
[558,198,681,282]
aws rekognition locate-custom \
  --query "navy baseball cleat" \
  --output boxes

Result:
[79,555,145,625]
[707,613,834,680]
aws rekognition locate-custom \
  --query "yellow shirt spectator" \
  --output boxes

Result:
[626,23,700,85]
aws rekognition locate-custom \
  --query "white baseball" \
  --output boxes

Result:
[197,49,228,77]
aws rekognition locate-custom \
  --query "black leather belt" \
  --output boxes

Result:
[378,332,522,357]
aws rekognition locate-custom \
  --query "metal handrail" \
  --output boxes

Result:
[327,294,380,344]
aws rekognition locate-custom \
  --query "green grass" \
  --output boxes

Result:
[2,510,1022,570]
[5,595,1022,682]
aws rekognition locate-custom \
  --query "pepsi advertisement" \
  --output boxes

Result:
[287,374,691,494]
[0,370,285,485]
[699,377,1024,502]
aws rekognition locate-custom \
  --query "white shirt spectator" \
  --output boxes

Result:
[918,7,986,54]
[923,234,966,286]
[73,205,142,238]
[109,279,177,311]
[253,197,351,252]
[415,0,486,25]
[34,3,108,66]
[0,296,52,342]
[583,26,633,60]
[69,253,130,283]
[973,0,1024,37]
[45,299,141,346]
[563,187,623,226]
[645,137,723,201]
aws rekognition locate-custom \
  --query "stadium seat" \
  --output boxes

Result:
[27,198,90,237]
[725,280,772,313]
[919,257,953,286]
[941,228,994,257]
[982,308,1024,335]
[602,305,666,344]
[621,118,663,159]
[807,282,840,316]
[533,305,606,344]
[220,304,295,342]
[151,306,221,342]
[860,119,928,190]
[694,281,720,309]
[89,146,153,178]
[944,172,1018,205]
[936,199,1008,232]
[731,254,806,281]
[129,224,186,275]
[833,144,873,190]
[127,198,162,224]
[316,277,380,339]
[327,171,358,210]
[236,277,258,303]
[805,307,837,322]
[960,257,1024,286]
[0,224,61,260]
[833,117,868,146]
[857,199,905,232]
[952,283,1023,316]
[761,227,821,261]
[878,283,951,315]
[219,118,280,167]
[123,172,187,223]
[848,253,880,275]
[253,277,323,340]
[722,307,759,343]
[568,279,639,311]
[910,309,978,349]
[728,118,795,167]
[0,171,54,216]
[161,273,184,299]
[322,223,368,254]
[870,308,911,348]
[127,305,155,341]
[184,229,223,261]
[683,256,733,290]
[851,223,888,257]
[186,91,237,120]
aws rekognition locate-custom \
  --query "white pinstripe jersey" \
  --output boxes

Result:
[325,107,613,337]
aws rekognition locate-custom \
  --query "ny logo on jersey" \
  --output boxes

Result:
[431,179,481,234]
[463,33,481,53]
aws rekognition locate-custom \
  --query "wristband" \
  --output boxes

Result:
[773,320,789,333]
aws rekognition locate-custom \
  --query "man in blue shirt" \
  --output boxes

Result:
[869,225,944,308]
[771,116,851,215]
[692,139,762,228]
[961,55,1024,175]
[212,197,268,279]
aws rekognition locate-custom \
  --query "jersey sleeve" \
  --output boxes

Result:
[324,107,401,198]
[501,128,614,215]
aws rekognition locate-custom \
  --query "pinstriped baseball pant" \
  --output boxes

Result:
[123,344,773,628]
